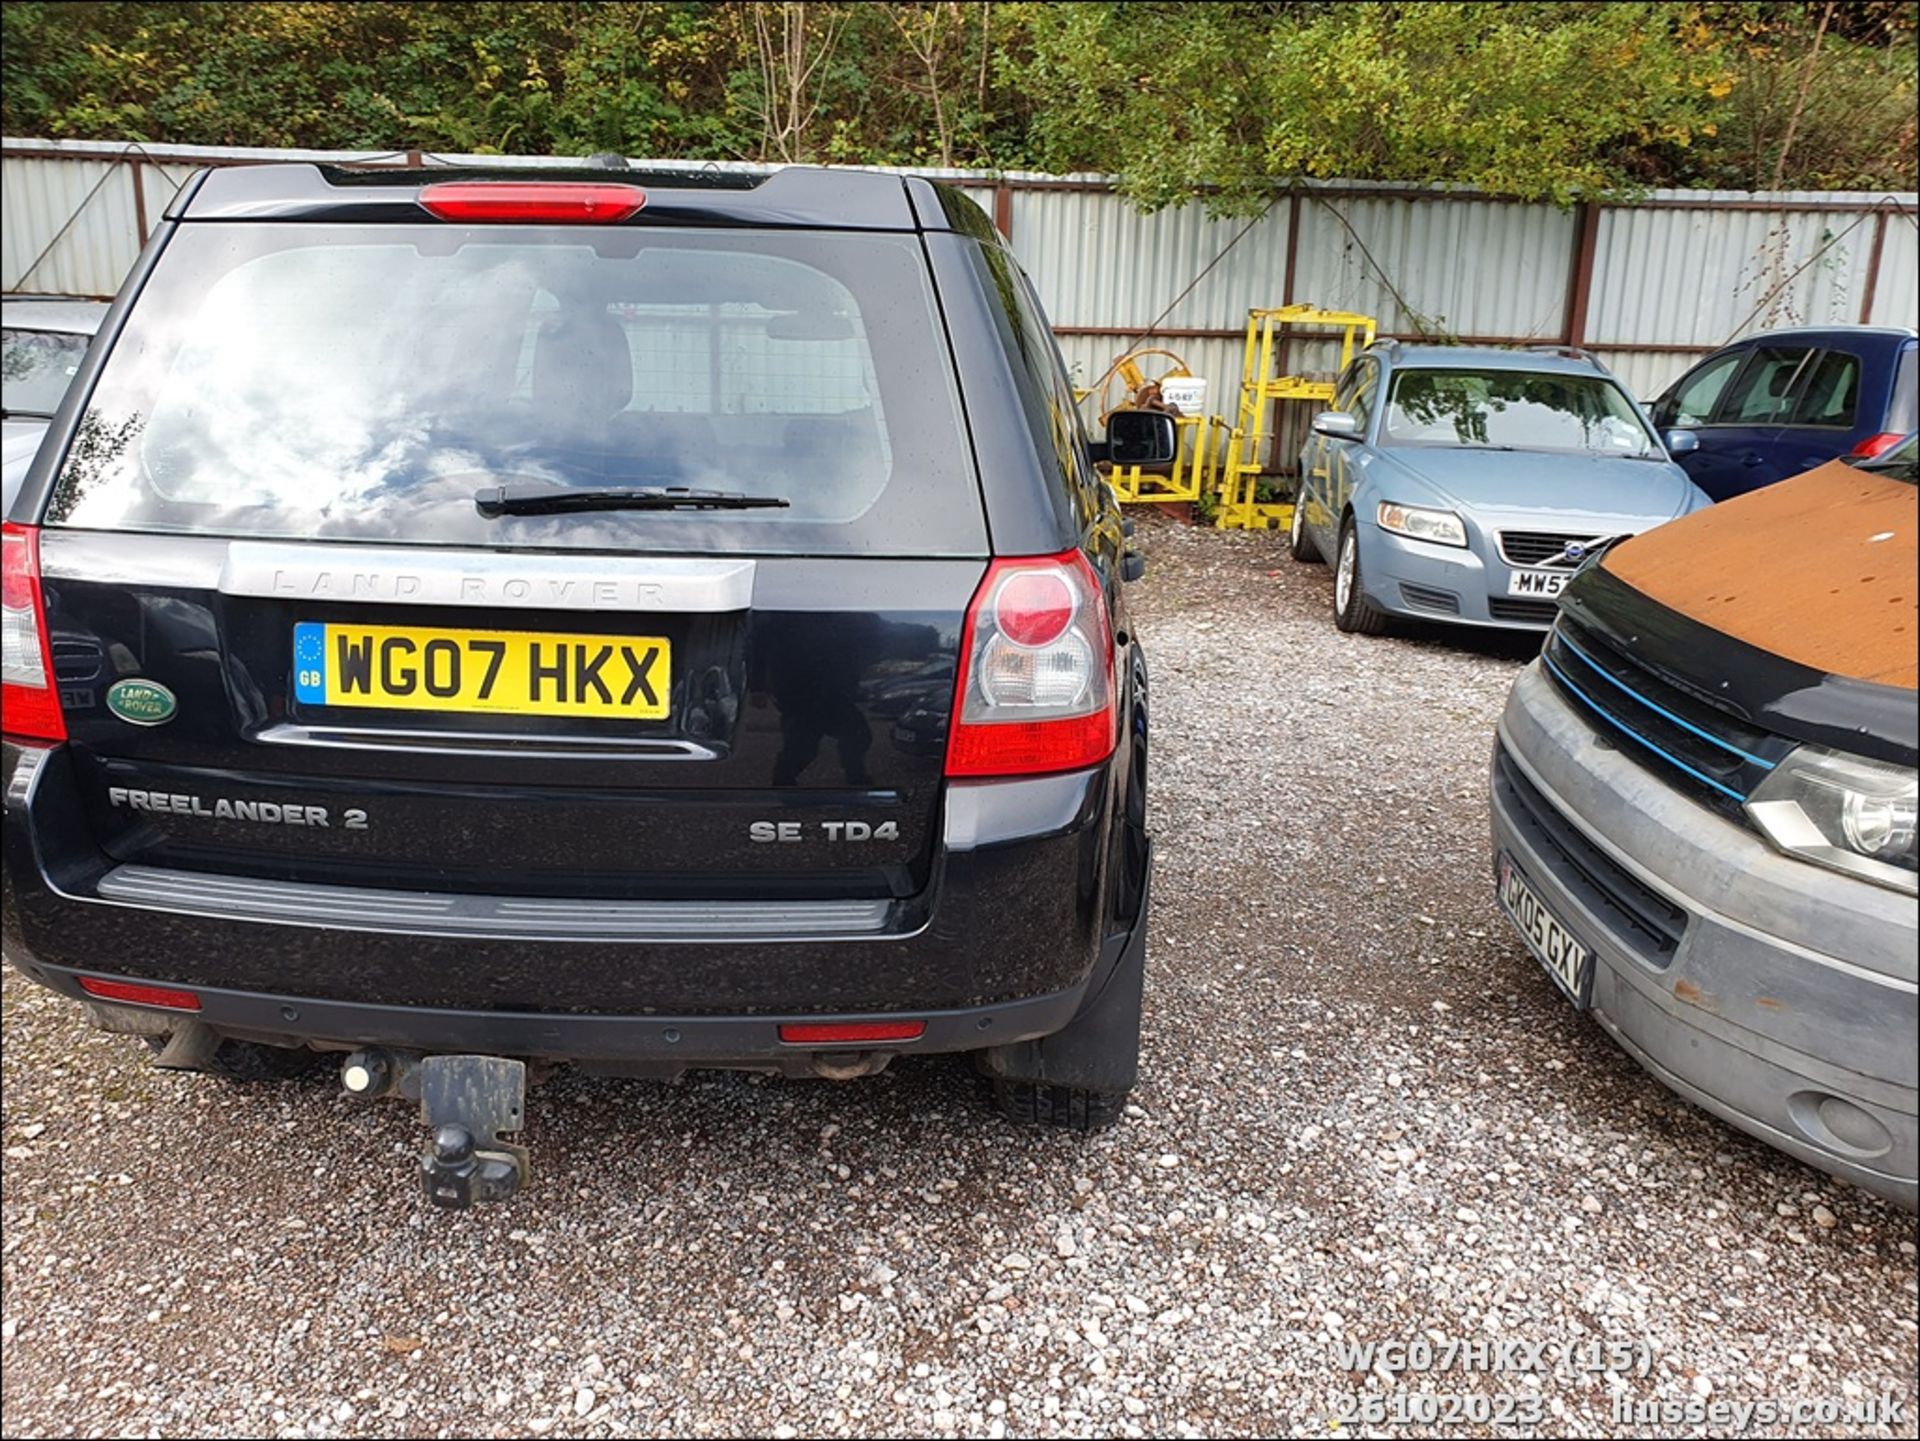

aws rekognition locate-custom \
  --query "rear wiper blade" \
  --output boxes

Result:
[476,485,790,518]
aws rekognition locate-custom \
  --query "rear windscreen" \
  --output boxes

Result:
[44,224,986,555]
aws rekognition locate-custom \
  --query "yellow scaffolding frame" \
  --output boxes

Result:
[1106,413,1230,505]
[1215,305,1376,530]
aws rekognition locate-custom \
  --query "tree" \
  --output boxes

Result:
[1009,1,1742,212]
[2,2,1913,197]
[742,1,847,161]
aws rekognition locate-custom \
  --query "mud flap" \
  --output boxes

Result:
[976,842,1151,1095]
[418,1055,528,1209]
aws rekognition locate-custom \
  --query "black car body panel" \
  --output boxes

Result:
[4,740,1122,1017]
[2,163,1151,1093]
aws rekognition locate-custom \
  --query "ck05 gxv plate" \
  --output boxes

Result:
[293,623,670,720]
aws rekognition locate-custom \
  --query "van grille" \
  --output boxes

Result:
[1541,618,1796,818]
[1493,745,1687,960]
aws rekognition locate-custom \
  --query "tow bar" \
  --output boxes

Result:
[340,1050,528,1209]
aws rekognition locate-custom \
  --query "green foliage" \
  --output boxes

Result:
[1,1,1912,200]
[1011,1,1745,211]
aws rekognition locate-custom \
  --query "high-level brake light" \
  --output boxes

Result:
[418,181,647,225]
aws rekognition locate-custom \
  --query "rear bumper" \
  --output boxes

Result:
[14,882,1147,1068]
[1491,663,1918,1211]
[4,739,1144,1040]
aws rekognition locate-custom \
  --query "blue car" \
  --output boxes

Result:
[1290,343,1710,634]
[1647,325,1918,502]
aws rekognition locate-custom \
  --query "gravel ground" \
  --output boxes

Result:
[3,514,1915,1439]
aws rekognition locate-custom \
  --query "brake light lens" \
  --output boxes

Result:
[1,523,65,742]
[1849,431,1904,460]
[946,549,1116,778]
[78,976,201,1011]
[418,181,647,225]
[779,1020,926,1045]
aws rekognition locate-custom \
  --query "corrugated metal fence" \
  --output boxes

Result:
[6,137,1916,465]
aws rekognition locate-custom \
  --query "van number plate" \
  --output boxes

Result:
[293,623,670,719]
[1498,854,1592,1008]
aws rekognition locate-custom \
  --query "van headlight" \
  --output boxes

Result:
[1745,746,1918,893]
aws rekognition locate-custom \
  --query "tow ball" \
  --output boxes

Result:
[341,1050,529,1210]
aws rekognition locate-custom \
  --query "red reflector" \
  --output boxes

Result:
[78,976,201,1011]
[1849,431,1903,459]
[778,1020,926,1045]
[418,181,647,225]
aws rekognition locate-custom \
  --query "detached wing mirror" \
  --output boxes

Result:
[1664,429,1700,456]
[1312,411,1360,441]
[1105,409,1178,466]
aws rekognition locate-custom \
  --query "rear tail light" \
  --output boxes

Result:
[779,1020,926,1045]
[78,976,202,1011]
[945,549,1116,778]
[1849,432,1904,460]
[418,181,647,225]
[1,522,66,742]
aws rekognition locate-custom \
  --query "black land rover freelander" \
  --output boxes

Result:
[0,163,1169,1207]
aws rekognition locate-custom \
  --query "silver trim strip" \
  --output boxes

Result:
[37,535,755,613]
[40,533,229,588]
[254,723,719,762]
[94,865,891,941]
[219,544,755,612]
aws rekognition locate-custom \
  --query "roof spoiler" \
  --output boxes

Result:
[164,161,992,236]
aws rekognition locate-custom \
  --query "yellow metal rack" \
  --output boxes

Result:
[1215,305,1375,530]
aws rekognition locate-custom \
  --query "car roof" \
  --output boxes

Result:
[1371,343,1616,378]
[168,161,999,240]
[1735,324,1918,343]
[1,296,110,334]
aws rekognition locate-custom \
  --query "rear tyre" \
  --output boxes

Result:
[142,1033,326,1082]
[976,864,1148,1133]
[1333,517,1390,635]
[990,1080,1126,1131]
[1288,494,1321,562]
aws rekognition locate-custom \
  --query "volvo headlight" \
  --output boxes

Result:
[1745,745,1918,893]
[1376,501,1467,548]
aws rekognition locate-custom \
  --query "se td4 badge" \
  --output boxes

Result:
[104,678,178,726]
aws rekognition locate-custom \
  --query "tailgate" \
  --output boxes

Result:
[42,533,979,900]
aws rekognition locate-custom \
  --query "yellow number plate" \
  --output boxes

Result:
[292,622,670,719]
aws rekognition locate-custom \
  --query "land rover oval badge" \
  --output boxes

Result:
[105,679,178,726]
